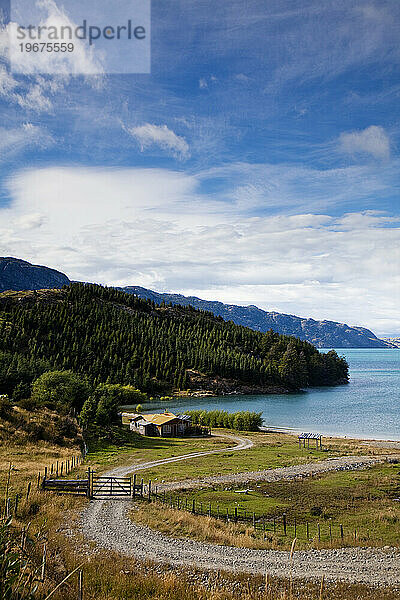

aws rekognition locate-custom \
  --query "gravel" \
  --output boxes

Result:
[81,498,400,586]
[80,435,400,585]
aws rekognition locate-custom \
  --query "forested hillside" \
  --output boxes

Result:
[0,284,348,400]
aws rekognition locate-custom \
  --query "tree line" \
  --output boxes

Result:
[0,283,349,405]
[187,409,263,431]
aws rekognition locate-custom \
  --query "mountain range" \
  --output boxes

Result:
[0,256,394,348]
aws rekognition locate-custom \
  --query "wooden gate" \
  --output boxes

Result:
[91,475,132,498]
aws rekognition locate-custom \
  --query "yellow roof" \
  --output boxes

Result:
[142,412,178,426]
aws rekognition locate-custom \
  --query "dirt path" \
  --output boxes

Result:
[109,433,253,478]
[80,439,400,585]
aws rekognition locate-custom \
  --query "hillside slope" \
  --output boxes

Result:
[1,257,391,348]
[0,257,70,291]
[0,284,348,398]
[120,286,393,349]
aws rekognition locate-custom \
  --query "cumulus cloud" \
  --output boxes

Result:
[338,126,390,160]
[1,165,399,333]
[127,123,190,160]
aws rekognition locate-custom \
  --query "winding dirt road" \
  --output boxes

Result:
[80,435,400,585]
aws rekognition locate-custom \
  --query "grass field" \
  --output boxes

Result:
[131,462,400,550]
[125,429,397,484]
[85,424,233,473]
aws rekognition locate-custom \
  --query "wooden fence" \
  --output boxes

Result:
[41,470,147,499]
[1,453,84,520]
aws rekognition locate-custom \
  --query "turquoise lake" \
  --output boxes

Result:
[151,349,400,441]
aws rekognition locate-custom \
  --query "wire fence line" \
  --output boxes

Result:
[148,485,369,544]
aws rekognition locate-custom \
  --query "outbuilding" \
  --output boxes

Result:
[122,411,192,437]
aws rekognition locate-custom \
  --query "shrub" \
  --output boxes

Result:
[32,370,90,412]
[17,397,39,411]
[80,384,147,426]
[187,409,262,431]
[0,395,12,419]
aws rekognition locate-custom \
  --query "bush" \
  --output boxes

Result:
[17,397,39,411]
[11,381,32,403]
[32,370,90,412]
[187,409,262,431]
[0,395,12,419]
[80,384,147,426]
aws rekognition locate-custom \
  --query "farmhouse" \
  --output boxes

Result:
[122,411,192,437]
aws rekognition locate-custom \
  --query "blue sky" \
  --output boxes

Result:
[0,0,399,333]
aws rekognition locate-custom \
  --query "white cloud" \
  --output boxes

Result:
[127,123,190,160]
[0,123,53,157]
[338,126,390,160]
[0,0,104,114]
[8,0,105,76]
[1,165,400,334]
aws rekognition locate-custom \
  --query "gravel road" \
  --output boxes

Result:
[80,436,400,585]
[81,499,400,585]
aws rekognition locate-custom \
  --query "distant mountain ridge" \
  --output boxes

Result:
[0,257,70,291]
[119,286,394,349]
[0,257,394,348]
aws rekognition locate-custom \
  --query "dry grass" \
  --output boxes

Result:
[130,501,382,552]
[0,407,83,500]
[130,502,274,549]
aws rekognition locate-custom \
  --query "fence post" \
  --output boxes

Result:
[234,507,238,523]
[26,481,31,502]
[340,524,344,540]
[133,474,137,499]
[78,569,83,600]
[41,543,47,581]
[192,499,195,514]
[148,480,152,502]
[44,466,48,482]
[283,513,287,536]
[86,468,91,498]
[14,494,19,516]
[306,522,309,539]
[141,479,144,498]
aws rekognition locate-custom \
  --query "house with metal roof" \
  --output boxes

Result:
[122,411,192,437]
